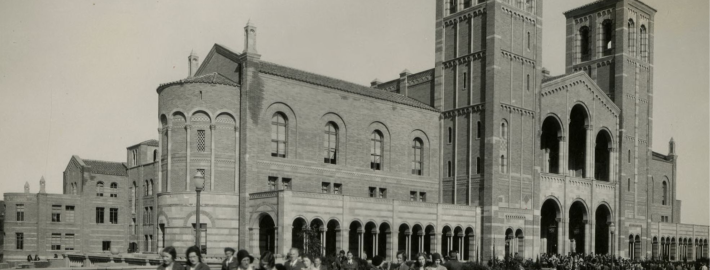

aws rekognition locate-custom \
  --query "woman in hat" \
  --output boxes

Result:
[158,246,186,270]
[186,246,211,270]
[236,250,255,270]
[429,254,446,270]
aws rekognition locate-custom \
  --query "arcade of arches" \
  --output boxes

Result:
[253,215,476,261]
[539,199,614,256]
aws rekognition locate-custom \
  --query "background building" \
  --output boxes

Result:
[2,0,708,262]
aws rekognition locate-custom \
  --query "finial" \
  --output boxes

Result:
[39,176,46,193]
[244,19,259,55]
[24,181,29,193]
[669,137,676,156]
[188,50,199,78]
[400,69,411,77]
[247,18,254,27]
[190,49,197,57]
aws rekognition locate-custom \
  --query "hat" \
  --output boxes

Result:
[372,256,384,267]
[225,247,236,254]
[432,253,442,262]
[237,249,254,263]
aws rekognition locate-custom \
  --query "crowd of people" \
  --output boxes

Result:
[155,246,708,270]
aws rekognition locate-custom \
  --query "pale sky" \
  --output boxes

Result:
[0,0,707,225]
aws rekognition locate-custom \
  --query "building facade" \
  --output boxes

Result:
[2,0,708,263]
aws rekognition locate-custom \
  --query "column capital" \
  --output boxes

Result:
[210,124,217,130]
[558,136,566,142]
[185,124,192,130]
[234,126,239,132]
[585,125,594,130]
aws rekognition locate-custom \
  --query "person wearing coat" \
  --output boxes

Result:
[236,250,255,270]
[223,248,238,270]
[285,248,306,270]
[157,246,186,270]
[186,246,211,270]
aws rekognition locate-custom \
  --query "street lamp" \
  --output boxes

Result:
[609,222,615,269]
[194,172,205,251]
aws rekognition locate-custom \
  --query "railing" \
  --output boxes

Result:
[249,190,280,199]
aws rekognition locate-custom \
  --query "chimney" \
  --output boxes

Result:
[39,176,46,193]
[541,67,551,80]
[244,20,259,55]
[371,78,381,88]
[188,50,199,78]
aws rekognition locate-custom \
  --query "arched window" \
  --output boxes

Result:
[500,155,507,173]
[579,26,591,62]
[412,139,423,175]
[132,182,137,213]
[448,127,453,144]
[110,182,118,198]
[501,121,508,140]
[323,122,338,164]
[144,180,149,196]
[370,131,383,170]
[271,113,287,158]
[96,182,104,197]
[153,150,158,162]
[71,183,77,195]
[662,181,668,205]
[640,25,648,61]
[628,19,636,56]
[602,19,614,56]
[628,149,631,163]
[476,121,482,139]
[131,149,138,166]
[149,180,154,196]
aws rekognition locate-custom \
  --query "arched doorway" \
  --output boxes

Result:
[453,227,464,260]
[311,219,325,256]
[364,222,377,259]
[595,130,612,181]
[504,228,514,258]
[569,105,589,178]
[464,227,474,261]
[594,204,612,254]
[441,226,452,258]
[398,224,411,260]
[411,225,423,259]
[292,218,308,252]
[326,220,340,257]
[541,199,561,254]
[349,221,363,258]
[259,214,276,256]
[515,229,524,257]
[378,223,391,260]
[541,116,563,174]
[569,201,587,254]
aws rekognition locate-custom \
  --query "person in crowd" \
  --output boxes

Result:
[285,248,305,270]
[259,251,277,270]
[27,254,32,262]
[236,250,255,270]
[371,256,386,270]
[186,246,210,270]
[394,251,409,270]
[223,248,237,270]
[313,257,327,270]
[430,253,446,270]
[301,255,315,270]
[158,246,185,270]
[443,251,461,270]
[412,253,429,270]
[34,255,39,261]
[341,251,359,270]
[700,262,708,270]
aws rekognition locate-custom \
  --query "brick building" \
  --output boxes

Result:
[2,0,708,263]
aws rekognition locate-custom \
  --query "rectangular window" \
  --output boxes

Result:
[197,130,206,152]
[52,205,61,222]
[282,178,292,190]
[462,72,467,89]
[419,192,427,202]
[110,208,118,224]
[476,121,482,139]
[51,233,61,250]
[268,177,277,191]
[102,241,111,251]
[64,234,75,250]
[96,207,105,224]
[16,233,24,250]
[65,206,75,223]
[16,204,24,222]
[410,191,417,201]
[369,187,376,198]
[334,183,342,195]
[526,74,530,91]
[379,188,387,199]
[322,182,330,194]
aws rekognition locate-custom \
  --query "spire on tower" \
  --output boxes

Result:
[188,50,199,78]
[39,176,46,193]
[669,137,676,156]
[244,20,259,55]
[24,181,29,193]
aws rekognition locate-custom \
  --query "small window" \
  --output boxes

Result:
[410,191,417,201]
[323,122,339,164]
[16,233,24,250]
[527,32,531,50]
[500,155,507,173]
[369,187,376,198]
[477,121,482,139]
[51,233,61,250]
[16,204,25,222]
[627,178,631,192]
[132,149,138,166]
[96,181,104,197]
[268,177,277,191]
[102,241,111,251]
[110,182,118,198]
[526,74,530,91]
[501,122,508,139]
[96,207,105,224]
[462,72,468,89]
[447,161,452,177]
[322,182,331,193]
[628,150,631,163]
[379,188,387,199]
[64,234,75,250]
[334,183,342,195]
[282,178,292,190]
[65,206,75,223]
[476,157,482,174]
[463,0,471,8]
[197,130,206,152]
[419,192,427,202]
[448,127,453,144]
[110,208,118,224]
[52,205,61,222]
[271,113,288,158]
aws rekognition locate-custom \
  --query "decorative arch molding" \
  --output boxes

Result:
[263,102,298,159]
[214,110,238,124]
[188,109,213,124]
[249,204,277,227]
[290,216,310,229]
[378,220,393,232]
[595,201,614,220]
[249,212,276,229]
[182,209,217,227]
[157,211,170,226]
[367,121,391,171]
[320,112,348,165]
[570,101,592,124]
[541,195,563,217]
[348,219,365,229]
[171,111,187,125]
[570,198,590,221]
[542,113,566,135]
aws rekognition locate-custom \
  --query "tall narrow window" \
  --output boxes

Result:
[462,72,468,89]
[640,25,648,61]
[110,208,118,224]
[65,206,75,223]
[477,121,482,139]
[197,130,206,152]
[96,207,105,224]
[527,32,531,50]
[628,150,631,163]
[323,122,338,164]
[271,113,287,158]
[52,205,61,222]
[71,183,77,195]
[526,74,530,91]
[449,0,457,14]
[579,26,591,62]
[501,122,508,139]
[476,157,481,174]
[51,233,61,250]
[153,150,158,162]
[447,161,452,177]
[16,233,24,250]
[110,182,118,197]
[412,138,423,175]
[370,131,383,170]
[628,19,636,56]
[144,180,149,196]
[16,204,24,222]
[64,234,75,250]
[662,181,668,205]
[628,178,631,192]
[96,181,104,197]
[448,127,453,144]
[602,19,614,56]
[500,155,507,173]
[132,149,137,166]
[148,180,154,196]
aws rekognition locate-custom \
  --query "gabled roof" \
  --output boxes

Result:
[72,155,127,176]
[156,72,239,93]
[259,61,438,112]
[127,139,159,149]
[541,71,621,115]
[564,0,656,17]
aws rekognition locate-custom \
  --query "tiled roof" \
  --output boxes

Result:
[140,139,159,147]
[564,0,656,16]
[542,74,568,83]
[259,61,438,112]
[156,72,239,93]
[82,159,128,176]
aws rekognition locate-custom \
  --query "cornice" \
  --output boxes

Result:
[501,50,536,67]
[441,104,485,119]
[442,51,485,68]
[443,7,486,26]
[501,6,535,25]
[500,103,535,118]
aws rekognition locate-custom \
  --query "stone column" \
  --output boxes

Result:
[609,147,615,181]
[157,128,163,192]
[585,221,592,254]
[559,218,567,254]
[558,136,566,175]
[167,126,172,192]
[185,124,192,191]
[210,124,216,191]
[585,125,593,179]
[373,232,378,257]
[234,126,239,193]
